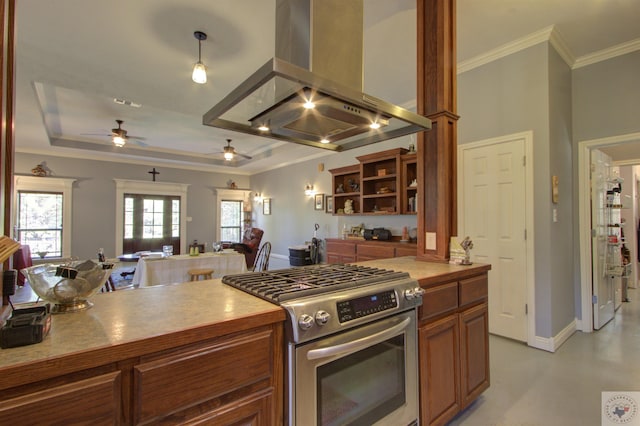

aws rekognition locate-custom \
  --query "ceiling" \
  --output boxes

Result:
[14,0,640,174]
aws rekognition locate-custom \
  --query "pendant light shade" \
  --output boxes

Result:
[192,31,208,84]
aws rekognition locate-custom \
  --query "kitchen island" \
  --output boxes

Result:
[0,257,489,425]
[0,281,286,425]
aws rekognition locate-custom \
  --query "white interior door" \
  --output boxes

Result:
[461,138,528,341]
[591,149,615,329]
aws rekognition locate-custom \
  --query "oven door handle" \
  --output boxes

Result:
[306,316,411,360]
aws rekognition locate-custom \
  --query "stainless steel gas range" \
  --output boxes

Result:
[223,264,424,426]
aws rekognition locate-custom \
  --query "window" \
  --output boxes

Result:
[16,192,63,258]
[215,189,252,243]
[13,176,75,258]
[220,200,243,242]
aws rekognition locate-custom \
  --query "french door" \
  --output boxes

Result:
[122,194,180,254]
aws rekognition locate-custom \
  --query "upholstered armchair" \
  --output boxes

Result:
[232,228,264,269]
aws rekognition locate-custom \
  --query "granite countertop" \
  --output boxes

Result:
[355,256,491,285]
[0,257,489,378]
[0,279,284,373]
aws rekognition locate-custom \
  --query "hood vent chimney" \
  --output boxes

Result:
[203,0,431,152]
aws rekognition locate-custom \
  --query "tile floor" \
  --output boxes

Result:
[450,288,640,426]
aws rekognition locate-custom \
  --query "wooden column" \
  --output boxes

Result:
[416,0,458,262]
[0,0,15,248]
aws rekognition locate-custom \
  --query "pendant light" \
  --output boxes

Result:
[192,31,207,84]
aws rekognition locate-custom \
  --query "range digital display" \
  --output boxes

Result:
[337,290,398,323]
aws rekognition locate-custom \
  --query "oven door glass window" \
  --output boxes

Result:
[317,334,405,426]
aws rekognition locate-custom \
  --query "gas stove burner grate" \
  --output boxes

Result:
[222,264,409,304]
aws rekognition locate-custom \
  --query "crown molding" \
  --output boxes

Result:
[457,26,554,74]
[457,26,640,74]
[573,38,640,69]
[549,27,575,67]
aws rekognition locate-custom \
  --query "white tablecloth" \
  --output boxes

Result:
[131,252,247,287]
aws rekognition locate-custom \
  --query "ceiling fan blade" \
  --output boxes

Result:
[80,133,111,137]
[237,152,252,160]
[127,135,147,141]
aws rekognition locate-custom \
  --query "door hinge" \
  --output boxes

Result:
[591,228,596,238]
[524,229,527,240]
[592,294,598,304]
[523,155,526,166]
[525,304,528,315]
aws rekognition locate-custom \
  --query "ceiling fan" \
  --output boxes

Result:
[220,139,252,161]
[82,119,147,147]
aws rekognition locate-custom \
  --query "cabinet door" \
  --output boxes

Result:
[0,371,121,425]
[186,389,274,425]
[419,314,460,426]
[459,302,490,408]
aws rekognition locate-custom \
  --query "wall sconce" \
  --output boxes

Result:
[304,185,315,196]
[253,192,263,203]
[192,31,208,84]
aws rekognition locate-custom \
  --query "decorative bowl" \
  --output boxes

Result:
[21,260,113,313]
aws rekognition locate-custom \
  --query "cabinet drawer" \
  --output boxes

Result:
[395,246,417,257]
[420,281,458,321]
[459,274,488,307]
[357,244,395,259]
[0,371,121,425]
[326,241,356,256]
[134,328,274,424]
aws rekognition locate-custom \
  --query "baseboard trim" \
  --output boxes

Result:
[530,319,577,352]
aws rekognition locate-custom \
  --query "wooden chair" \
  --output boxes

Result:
[188,268,214,281]
[250,242,271,272]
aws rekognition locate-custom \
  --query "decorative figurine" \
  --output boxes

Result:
[227,179,237,189]
[31,163,48,177]
[409,179,418,187]
[336,184,344,193]
[408,143,416,153]
[344,199,354,214]
[348,178,359,192]
[460,236,474,265]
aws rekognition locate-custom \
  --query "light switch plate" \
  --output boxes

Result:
[426,232,436,250]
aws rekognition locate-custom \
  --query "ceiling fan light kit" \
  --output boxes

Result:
[192,31,208,84]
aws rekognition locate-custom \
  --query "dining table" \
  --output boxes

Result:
[131,251,247,287]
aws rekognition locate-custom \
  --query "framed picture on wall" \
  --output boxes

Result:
[325,195,333,213]
[263,198,271,215]
[314,193,325,210]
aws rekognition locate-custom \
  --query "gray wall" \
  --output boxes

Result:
[547,47,575,335]
[572,51,640,143]
[458,43,570,338]
[250,138,419,262]
[15,153,249,259]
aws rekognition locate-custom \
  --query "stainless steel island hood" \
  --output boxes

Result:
[203,0,431,152]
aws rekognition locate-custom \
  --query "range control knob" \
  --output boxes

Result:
[315,310,331,326]
[404,287,425,300]
[298,314,314,330]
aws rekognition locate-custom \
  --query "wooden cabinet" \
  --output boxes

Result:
[134,327,278,424]
[329,148,415,216]
[0,324,283,426]
[330,164,361,214]
[402,153,418,214]
[358,148,406,214]
[418,273,490,426]
[326,240,357,264]
[326,239,416,263]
